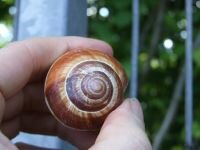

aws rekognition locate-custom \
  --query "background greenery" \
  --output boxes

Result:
[0,0,200,149]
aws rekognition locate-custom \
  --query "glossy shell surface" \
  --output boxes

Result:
[44,49,128,130]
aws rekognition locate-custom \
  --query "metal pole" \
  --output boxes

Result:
[13,0,87,149]
[130,0,140,97]
[185,0,193,149]
[15,0,87,40]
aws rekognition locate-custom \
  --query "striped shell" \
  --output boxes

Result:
[44,49,128,130]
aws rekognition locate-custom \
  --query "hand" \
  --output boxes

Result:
[0,37,152,150]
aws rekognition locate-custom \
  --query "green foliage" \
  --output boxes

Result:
[193,48,200,68]
[0,0,14,20]
[0,0,14,47]
[88,0,200,149]
[193,121,200,139]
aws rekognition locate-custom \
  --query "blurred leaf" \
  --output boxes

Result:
[111,11,131,28]
[193,48,200,68]
[171,145,184,150]
[193,121,200,139]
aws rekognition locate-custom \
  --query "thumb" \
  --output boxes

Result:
[89,98,152,150]
[102,98,145,132]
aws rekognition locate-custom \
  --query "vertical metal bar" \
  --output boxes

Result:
[130,0,139,97]
[13,0,20,41]
[15,0,87,40]
[13,0,87,149]
[66,0,87,36]
[185,0,193,149]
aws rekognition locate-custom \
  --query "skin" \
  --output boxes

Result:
[0,37,152,150]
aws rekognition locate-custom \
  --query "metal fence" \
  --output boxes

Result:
[131,0,193,149]
[13,0,194,149]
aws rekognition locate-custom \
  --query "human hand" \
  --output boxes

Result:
[0,37,151,150]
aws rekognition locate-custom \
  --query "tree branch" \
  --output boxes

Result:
[153,66,185,150]
[140,5,158,49]
[141,0,168,81]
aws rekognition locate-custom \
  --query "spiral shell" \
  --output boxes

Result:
[44,49,128,130]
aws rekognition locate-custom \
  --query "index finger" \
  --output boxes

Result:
[0,36,113,98]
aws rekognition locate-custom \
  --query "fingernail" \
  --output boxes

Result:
[126,98,144,122]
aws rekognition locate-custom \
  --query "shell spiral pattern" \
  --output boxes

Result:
[44,49,128,130]
[66,61,121,112]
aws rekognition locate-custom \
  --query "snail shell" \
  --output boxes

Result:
[44,49,128,130]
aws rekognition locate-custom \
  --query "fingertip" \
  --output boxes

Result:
[128,98,144,121]
[90,39,113,56]
[91,98,152,150]
[103,98,145,131]
[118,98,144,122]
[65,36,113,56]
[91,98,150,150]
